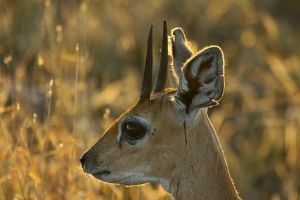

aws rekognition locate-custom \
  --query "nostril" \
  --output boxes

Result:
[80,154,86,168]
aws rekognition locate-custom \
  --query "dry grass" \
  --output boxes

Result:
[0,0,300,199]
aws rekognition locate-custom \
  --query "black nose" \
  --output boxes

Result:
[80,154,86,168]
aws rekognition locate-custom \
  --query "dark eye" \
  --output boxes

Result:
[122,121,147,142]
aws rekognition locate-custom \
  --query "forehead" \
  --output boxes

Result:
[127,88,176,116]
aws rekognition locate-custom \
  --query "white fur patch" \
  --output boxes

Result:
[98,171,170,192]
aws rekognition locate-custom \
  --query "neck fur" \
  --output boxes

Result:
[169,110,240,200]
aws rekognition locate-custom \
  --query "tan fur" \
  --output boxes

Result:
[82,89,241,199]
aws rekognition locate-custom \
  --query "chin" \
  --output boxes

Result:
[92,172,152,186]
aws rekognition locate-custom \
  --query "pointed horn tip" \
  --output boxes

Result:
[163,20,167,30]
[148,25,153,37]
[162,21,168,41]
[162,20,168,45]
[163,21,168,43]
[146,25,153,48]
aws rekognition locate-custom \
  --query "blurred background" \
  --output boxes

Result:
[0,0,299,199]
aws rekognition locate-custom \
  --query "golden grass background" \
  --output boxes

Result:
[0,0,299,199]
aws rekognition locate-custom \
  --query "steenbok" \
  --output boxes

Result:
[81,21,240,200]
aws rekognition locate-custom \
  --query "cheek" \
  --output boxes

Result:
[101,147,146,170]
[149,127,186,158]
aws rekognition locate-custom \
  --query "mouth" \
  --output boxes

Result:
[91,170,111,178]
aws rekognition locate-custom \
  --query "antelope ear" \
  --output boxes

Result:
[175,46,225,113]
[171,28,193,79]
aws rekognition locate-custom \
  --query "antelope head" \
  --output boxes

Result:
[80,21,229,197]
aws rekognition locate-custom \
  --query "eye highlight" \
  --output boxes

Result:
[119,116,149,145]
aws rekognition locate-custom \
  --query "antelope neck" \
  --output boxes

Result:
[170,111,240,200]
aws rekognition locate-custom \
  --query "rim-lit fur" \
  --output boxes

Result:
[81,23,241,200]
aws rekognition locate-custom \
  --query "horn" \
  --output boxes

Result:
[140,25,153,101]
[153,20,168,93]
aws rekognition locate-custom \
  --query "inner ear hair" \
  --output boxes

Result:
[176,46,225,113]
